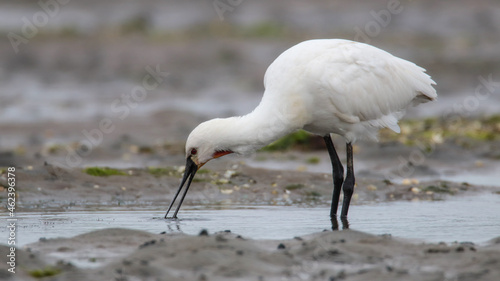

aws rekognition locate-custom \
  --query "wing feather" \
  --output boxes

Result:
[262,39,437,141]
[313,41,436,124]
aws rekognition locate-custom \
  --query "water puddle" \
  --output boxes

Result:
[1,193,499,247]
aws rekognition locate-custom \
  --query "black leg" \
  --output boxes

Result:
[323,135,344,218]
[340,216,349,229]
[330,216,339,231]
[341,142,355,218]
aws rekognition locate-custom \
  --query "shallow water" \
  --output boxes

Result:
[2,193,499,247]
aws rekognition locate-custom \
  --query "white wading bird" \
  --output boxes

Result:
[165,39,436,219]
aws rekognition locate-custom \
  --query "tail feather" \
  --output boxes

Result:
[368,113,402,134]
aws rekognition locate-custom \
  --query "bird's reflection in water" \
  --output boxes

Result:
[165,219,182,233]
[331,216,349,231]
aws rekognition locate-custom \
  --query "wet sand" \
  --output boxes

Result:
[5,160,500,212]
[1,162,500,280]
[2,226,500,281]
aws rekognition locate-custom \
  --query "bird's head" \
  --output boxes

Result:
[185,118,235,167]
[165,118,234,219]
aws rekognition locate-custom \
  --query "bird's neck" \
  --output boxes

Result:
[223,104,299,155]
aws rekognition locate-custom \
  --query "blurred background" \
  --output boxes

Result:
[0,0,499,181]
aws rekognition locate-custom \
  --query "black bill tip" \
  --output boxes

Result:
[164,157,198,219]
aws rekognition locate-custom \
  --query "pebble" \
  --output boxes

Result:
[402,178,419,185]
[410,187,420,194]
[224,170,237,179]
[139,240,156,248]
[177,166,185,173]
[432,133,443,144]
[296,165,307,172]
[217,178,229,184]
[220,188,233,194]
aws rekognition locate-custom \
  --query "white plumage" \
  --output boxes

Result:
[262,39,436,142]
[165,39,437,219]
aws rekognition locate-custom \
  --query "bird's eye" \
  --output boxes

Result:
[190,148,197,155]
